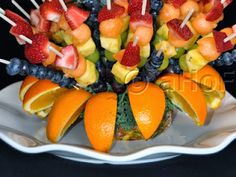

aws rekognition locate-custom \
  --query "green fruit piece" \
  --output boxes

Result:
[121,30,128,47]
[138,57,148,68]
[179,55,189,72]
[140,44,150,58]
[85,49,100,63]
[152,34,164,45]
[159,57,169,71]
[75,60,99,87]
[111,62,139,84]
[188,44,198,50]
[77,38,96,57]
[157,24,169,40]
[173,48,185,59]
[52,30,64,44]
[100,35,121,53]
[63,32,73,45]
[105,50,116,62]
[121,16,130,32]
[125,30,134,47]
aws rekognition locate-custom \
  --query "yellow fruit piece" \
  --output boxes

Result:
[111,62,139,84]
[140,43,150,58]
[100,35,122,53]
[19,76,38,101]
[128,82,166,139]
[121,16,130,32]
[185,49,208,73]
[156,74,207,126]
[47,89,91,143]
[84,92,117,152]
[155,41,177,58]
[75,60,99,87]
[157,24,169,40]
[76,38,96,57]
[23,80,67,114]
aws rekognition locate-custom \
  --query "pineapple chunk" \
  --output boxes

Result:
[75,60,99,87]
[157,24,169,40]
[140,43,150,58]
[100,35,122,53]
[111,62,139,84]
[76,38,96,57]
[121,16,130,32]
[155,41,177,58]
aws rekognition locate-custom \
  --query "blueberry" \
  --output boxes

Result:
[19,60,30,76]
[214,56,224,67]
[68,80,77,89]
[91,80,107,93]
[6,58,22,76]
[29,64,38,76]
[59,76,70,87]
[51,72,63,84]
[173,65,183,74]
[222,52,233,66]
[232,49,236,62]
[151,0,163,12]
[111,80,126,94]
[36,66,47,79]
[45,69,55,80]
[93,29,100,46]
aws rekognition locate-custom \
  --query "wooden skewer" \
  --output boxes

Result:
[132,36,139,46]
[141,0,147,16]
[224,33,236,43]
[0,13,17,26]
[11,0,30,19]
[58,0,68,11]
[180,9,194,29]
[30,0,40,9]
[0,58,10,65]
[107,0,111,10]
[156,48,163,57]
[0,7,5,14]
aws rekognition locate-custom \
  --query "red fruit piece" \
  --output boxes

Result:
[167,0,187,8]
[24,34,50,64]
[5,10,26,23]
[167,18,193,41]
[205,0,224,21]
[30,9,51,33]
[213,30,234,53]
[55,45,78,70]
[10,21,34,45]
[128,0,150,15]
[121,42,140,67]
[40,0,63,22]
[130,11,153,31]
[98,3,125,22]
[223,0,232,8]
[65,5,90,30]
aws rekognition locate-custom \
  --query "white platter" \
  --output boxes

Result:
[0,82,236,165]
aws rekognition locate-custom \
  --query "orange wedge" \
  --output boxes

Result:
[84,92,117,152]
[19,76,39,101]
[47,89,91,143]
[128,82,166,140]
[23,80,67,114]
[183,65,225,109]
[156,74,207,126]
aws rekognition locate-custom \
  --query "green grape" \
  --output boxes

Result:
[173,48,185,59]
[188,44,198,50]
[152,34,164,45]
[85,49,100,63]
[159,57,169,71]
[179,55,189,72]
[138,57,148,68]
[105,50,116,62]
[121,30,128,47]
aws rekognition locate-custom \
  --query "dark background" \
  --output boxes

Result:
[0,1,236,177]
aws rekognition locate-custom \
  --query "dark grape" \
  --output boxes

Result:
[168,58,183,74]
[151,0,163,12]
[111,80,126,94]
[91,80,107,93]
[6,58,22,76]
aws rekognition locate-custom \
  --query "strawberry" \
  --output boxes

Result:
[167,18,193,41]
[65,5,90,30]
[129,12,153,31]
[128,0,150,15]
[223,0,232,8]
[10,21,34,45]
[5,10,26,23]
[205,0,224,21]
[98,3,125,22]
[30,9,51,33]
[55,45,78,70]
[24,34,50,64]
[213,30,234,53]
[40,0,63,22]
[121,42,140,67]
[167,0,187,8]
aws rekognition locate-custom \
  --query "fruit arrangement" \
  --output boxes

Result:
[0,0,235,152]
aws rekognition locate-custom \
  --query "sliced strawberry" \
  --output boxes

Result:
[30,9,51,33]
[55,45,78,70]
[128,0,150,15]
[5,10,26,23]
[30,9,40,27]
[213,30,234,53]
[129,11,153,31]
[166,0,187,8]
[167,18,193,41]
[24,34,50,64]
[205,0,224,21]
[65,5,90,30]
[10,21,34,45]
[121,42,140,67]
[40,0,63,22]
[98,3,125,22]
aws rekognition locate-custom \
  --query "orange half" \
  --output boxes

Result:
[19,76,38,101]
